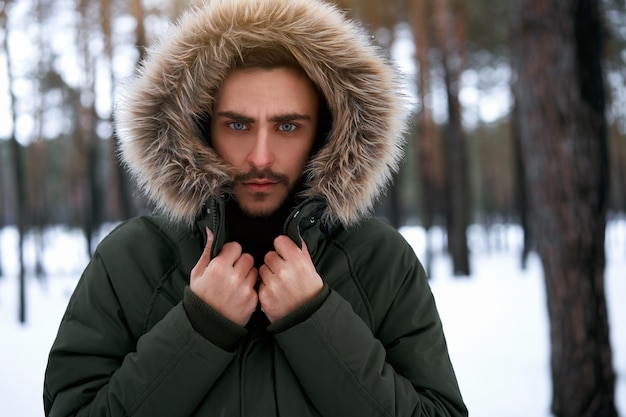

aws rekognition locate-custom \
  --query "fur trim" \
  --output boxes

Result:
[115,0,407,227]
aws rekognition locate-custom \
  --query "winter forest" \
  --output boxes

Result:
[1,0,625,416]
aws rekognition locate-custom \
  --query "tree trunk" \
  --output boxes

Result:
[409,0,439,276]
[32,0,50,278]
[511,1,616,416]
[435,0,470,275]
[608,121,625,213]
[75,0,101,255]
[511,102,532,269]
[28,143,48,280]
[130,0,148,64]
[111,0,151,220]
[2,0,28,323]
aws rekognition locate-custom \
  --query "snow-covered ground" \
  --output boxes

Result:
[0,221,624,417]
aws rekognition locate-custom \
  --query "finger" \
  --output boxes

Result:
[259,263,273,280]
[194,228,214,272]
[263,251,280,273]
[234,252,255,276]
[246,267,259,287]
[273,235,298,258]
[219,241,243,264]
[247,266,258,280]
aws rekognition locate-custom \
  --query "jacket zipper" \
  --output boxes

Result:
[206,197,222,258]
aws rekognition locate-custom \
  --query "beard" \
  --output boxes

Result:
[232,167,294,219]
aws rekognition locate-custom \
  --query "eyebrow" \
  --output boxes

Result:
[215,111,312,123]
[270,113,312,123]
[215,111,254,124]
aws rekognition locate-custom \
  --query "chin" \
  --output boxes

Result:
[239,197,283,219]
[241,207,277,219]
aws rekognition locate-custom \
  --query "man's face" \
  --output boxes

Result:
[211,67,319,218]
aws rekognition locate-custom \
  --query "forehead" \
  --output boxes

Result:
[213,67,319,113]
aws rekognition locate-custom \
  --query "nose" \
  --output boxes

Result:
[247,130,274,169]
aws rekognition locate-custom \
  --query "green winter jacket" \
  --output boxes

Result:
[44,198,466,416]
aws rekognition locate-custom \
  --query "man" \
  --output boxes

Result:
[44,0,467,416]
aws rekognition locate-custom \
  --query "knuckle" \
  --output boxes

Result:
[241,253,254,265]
[274,235,287,247]
[228,241,243,252]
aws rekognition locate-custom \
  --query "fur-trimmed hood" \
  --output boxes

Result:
[115,0,407,227]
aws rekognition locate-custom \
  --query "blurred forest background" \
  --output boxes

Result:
[1,0,625,265]
[1,0,625,260]
[1,0,625,416]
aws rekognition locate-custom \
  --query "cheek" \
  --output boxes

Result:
[213,140,246,166]
[210,126,239,165]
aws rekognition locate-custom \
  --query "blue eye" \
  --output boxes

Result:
[278,123,296,132]
[229,121,247,131]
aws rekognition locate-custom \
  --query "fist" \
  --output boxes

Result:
[258,236,323,323]
[190,229,259,326]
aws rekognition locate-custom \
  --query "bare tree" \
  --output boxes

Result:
[511,102,532,268]
[408,0,444,276]
[130,0,147,64]
[511,0,616,416]
[30,0,52,280]
[71,0,102,255]
[434,0,470,275]
[100,0,128,222]
[609,121,625,214]
[0,4,5,279]
[1,0,28,323]
[110,0,150,220]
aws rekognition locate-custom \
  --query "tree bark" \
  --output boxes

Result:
[511,102,532,269]
[435,0,470,275]
[74,0,102,255]
[130,0,147,64]
[409,0,441,276]
[511,1,616,416]
[2,0,28,323]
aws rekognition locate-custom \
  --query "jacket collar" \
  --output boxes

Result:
[197,196,332,260]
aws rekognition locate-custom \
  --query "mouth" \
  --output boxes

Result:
[241,180,279,193]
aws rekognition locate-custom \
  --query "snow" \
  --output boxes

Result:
[0,222,624,417]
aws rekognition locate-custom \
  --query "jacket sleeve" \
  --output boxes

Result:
[273,239,467,417]
[43,252,236,417]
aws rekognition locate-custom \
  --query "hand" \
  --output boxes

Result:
[258,236,324,323]
[190,229,259,327]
